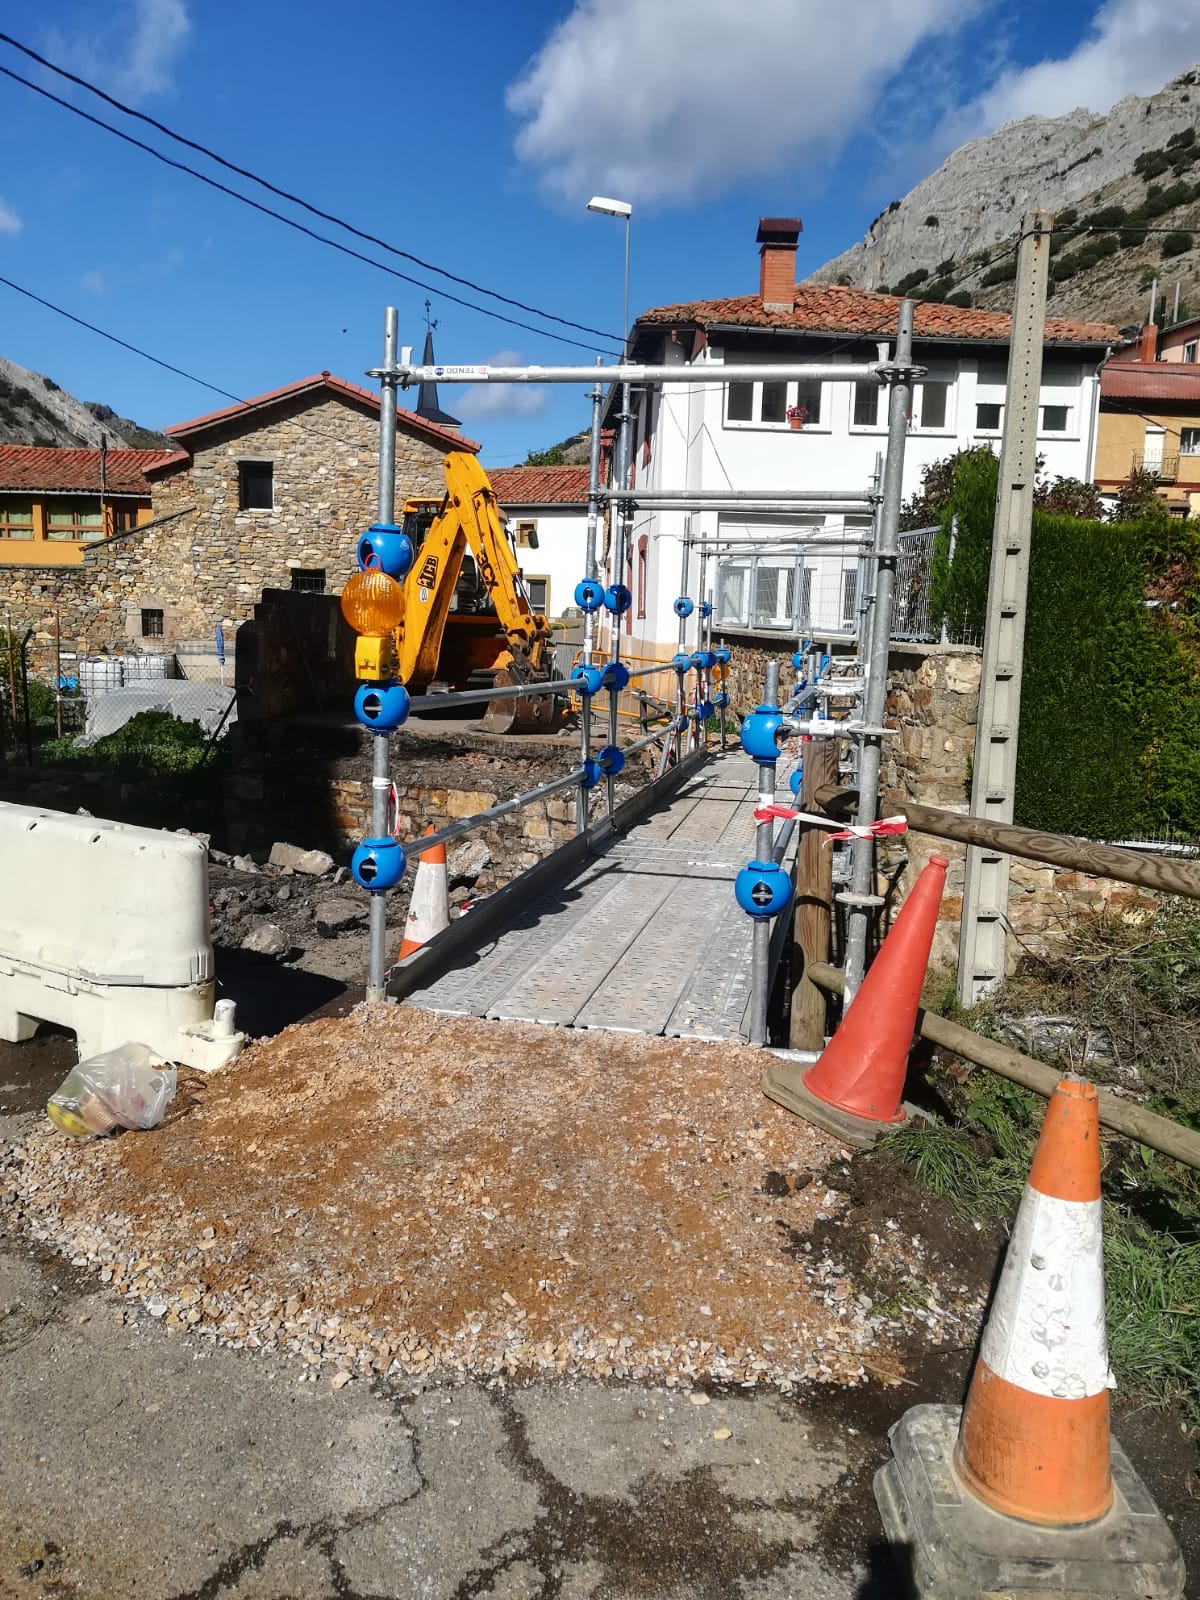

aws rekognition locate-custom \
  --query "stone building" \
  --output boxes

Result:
[0,372,477,664]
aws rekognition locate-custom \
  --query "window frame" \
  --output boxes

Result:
[238,459,275,512]
[0,497,35,540]
[1183,341,1198,363]
[290,568,327,594]
[45,497,105,542]
[724,377,830,432]
[975,401,1003,434]
[523,574,550,615]
[913,380,953,433]
[850,380,883,431]
[141,607,165,639]
[1040,403,1071,434]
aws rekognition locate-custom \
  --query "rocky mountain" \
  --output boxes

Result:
[0,354,170,448]
[810,66,1200,329]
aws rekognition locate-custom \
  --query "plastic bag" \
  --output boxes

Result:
[48,1043,177,1139]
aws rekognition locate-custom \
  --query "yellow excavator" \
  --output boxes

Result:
[392,453,560,734]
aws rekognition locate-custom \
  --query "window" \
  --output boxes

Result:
[760,381,787,423]
[290,568,326,594]
[524,576,549,613]
[141,608,164,638]
[238,460,274,511]
[112,504,142,534]
[917,382,949,430]
[515,520,539,549]
[793,379,822,426]
[841,569,858,626]
[1041,404,1070,432]
[637,535,647,620]
[0,498,34,540]
[46,499,104,541]
[798,568,813,631]
[853,382,880,427]
[976,402,1002,431]
[726,382,753,422]
[725,377,825,427]
[1184,341,1197,363]
[1180,427,1200,455]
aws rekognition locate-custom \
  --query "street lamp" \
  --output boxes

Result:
[587,196,632,357]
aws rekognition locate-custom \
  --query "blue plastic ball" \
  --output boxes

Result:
[351,836,407,894]
[740,705,784,764]
[600,661,630,692]
[570,664,604,697]
[580,757,602,789]
[354,680,411,731]
[714,647,732,666]
[699,600,713,620]
[575,577,605,613]
[357,524,414,579]
[671,651,692,671]
[604,583,632,615]
[789,766,803,797]
[673,595,694,619]
[714,691,729,709]
[735,859,793,920]
[597,744,625,776]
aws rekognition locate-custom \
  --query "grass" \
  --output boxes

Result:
[883,899,1200,1422]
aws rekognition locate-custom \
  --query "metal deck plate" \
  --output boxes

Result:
[404,751,793,1043]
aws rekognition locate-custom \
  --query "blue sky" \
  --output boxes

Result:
[1,0,1199,465]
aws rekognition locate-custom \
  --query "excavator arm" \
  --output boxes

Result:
[392,454,557,728]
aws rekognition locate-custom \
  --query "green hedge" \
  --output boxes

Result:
[930,461,1200,837]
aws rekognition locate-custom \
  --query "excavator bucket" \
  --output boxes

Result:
[480,668,560,735]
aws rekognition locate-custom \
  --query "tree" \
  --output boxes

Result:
[1113,466,1171,525]
[1162,230,1194,259]
[1033,476,1105,519]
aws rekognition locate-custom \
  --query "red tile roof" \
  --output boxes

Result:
[634,286,1119,347]
[1100,360,1200,403]
[160,373,479,455]
[486,466,590,505]
[0,445,177,495]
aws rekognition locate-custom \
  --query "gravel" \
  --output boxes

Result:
[1,1007,981,1395]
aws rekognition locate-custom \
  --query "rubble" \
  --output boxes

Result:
[269,843,336,877]
[315,899,367,938]
[1,1008,978,1393]
[240,923,290,959]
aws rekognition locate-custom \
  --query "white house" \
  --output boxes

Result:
[614,218,1119,657]
[486,465,590,621]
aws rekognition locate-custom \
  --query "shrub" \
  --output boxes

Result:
[921,277,954,302]
[1051,251,1081,280]
[935,256,957,277]
[923,214,939,227]
[1162,229,1194,258]
[1082,204,1127,229]
[893,267,930,294]
[1167,126,1197,149]
[1055,206,1078,228]
[944,290,973,307]
[1135,148,1172,179]
[980,258,1017,286]
[43,711,216,773]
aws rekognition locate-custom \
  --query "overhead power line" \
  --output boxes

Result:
[0,57,620,358]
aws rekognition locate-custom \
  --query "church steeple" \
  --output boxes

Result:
[414,303,461,429]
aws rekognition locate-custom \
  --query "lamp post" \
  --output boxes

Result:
[586,195,632,357]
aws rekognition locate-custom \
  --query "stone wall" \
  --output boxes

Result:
[0,392,462,674]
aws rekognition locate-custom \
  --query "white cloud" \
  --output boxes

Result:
[506,0,977,205]
[0,199,22,236]
[46,0,191,103]
[80,269,107,294]
[454,352,549,420]
[954,0,1200,138]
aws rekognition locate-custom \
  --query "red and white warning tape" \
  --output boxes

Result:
[752,803,908,843]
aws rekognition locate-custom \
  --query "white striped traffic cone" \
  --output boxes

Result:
[397,827,449,959]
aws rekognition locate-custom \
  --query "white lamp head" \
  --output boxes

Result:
[587,196,632,218]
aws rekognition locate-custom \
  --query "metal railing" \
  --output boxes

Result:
[1134,451,1181,480]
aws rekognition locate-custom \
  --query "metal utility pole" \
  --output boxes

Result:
[842,300,916,1005]
[957,210,1053,1005]
[367,306,399,1004]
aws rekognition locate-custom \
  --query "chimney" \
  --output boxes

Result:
[1139,322,1158,363]
[757,217,803,312]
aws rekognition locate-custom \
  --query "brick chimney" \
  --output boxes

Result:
[757,217,803,312]
[1138,322,1159,363]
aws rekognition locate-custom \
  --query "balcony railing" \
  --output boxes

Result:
[1133,451,1180,480]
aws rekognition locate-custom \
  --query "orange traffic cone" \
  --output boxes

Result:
[956,1076,1112,1525]
[765,854,948,1147]
[396,827,449,960]
[874,1077,1185,1598]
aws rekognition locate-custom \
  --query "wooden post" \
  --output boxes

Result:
[789,738,837,1048]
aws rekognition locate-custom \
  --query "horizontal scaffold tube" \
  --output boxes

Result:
[392,361,890,386]
[606,488,871,504]
[812,786,1200,900]
[805,963,1200,1171]
[404,767,586,857]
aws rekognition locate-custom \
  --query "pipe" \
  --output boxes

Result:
[605,487,871,504]
[750,660,781,1046]
[842,301,915,1008]
[406,766,587,857]
[607,382,633,819]
[367,305,399,1004]
[582,363,605,667]
[806,964,1200,1171]
[393,361,887,386]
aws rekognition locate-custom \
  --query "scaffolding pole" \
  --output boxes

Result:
[367,306,399,1004]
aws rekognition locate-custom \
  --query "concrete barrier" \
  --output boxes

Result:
[0,802,243,1072]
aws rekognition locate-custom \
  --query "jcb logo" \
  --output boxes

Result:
[416,555,439,587]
